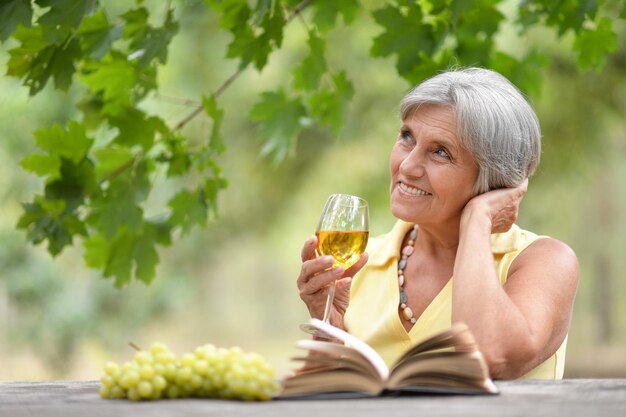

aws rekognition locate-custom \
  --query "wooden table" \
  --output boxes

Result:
[0,379,624,417]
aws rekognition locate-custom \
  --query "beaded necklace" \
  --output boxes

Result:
[398,224,419,324]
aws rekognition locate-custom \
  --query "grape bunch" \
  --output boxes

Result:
[99,342,279,401]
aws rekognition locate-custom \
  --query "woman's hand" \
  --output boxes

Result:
[461,179,528,233]
[297,236,368,330]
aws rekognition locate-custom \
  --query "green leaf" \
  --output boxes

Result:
[93,146,135,180]
[131,10,179,68]
[80,54,138,115]
[370,4,437,79]
[208,0,251,31]
[202,95,225,154]
[76,8,122,60]
[33,121,94,164]
[489,50,548,97]
[293,31,327,91]
[45,158,97,207]
[20,154,61,183]
[0,0,32,42]
[37,0,97,29]
[403,50,452,86]
[309,71,354,136]
[204,177,226,218]
[451,0,504,65]
[312,0,359,32]
[121,7,149,41]
[7,26,81,94]
[517,0,600,36]
[103,229,135,287]
[109,108,168,151]
[159,133,191,177]
[225,2,284,70]
[249,90,307,164]
[89,187,144,239]
[168,188,208,235]
[84,233,109,269]
[17,197,84,256]
[133,225,159,284]
[574,18,617,71]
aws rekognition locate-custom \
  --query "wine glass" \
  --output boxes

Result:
[300,194,369,336]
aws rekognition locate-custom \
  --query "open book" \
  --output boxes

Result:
[279,319,499,398]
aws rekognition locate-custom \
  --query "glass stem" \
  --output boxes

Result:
[322,280,336,323]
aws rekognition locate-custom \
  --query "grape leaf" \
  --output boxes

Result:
[7,25,82,94]
[517,0,600,35]
[0,0,32,42]
[103,229,136,287]
[93,146,135,180]
[109,108,168,151]
[451,0,504,65]
[120,7,149,41]
[20,154,61,183]
[253,0,273,26]
[204,176,227,217]
[33,121,94,164]
[370,4,437,79]
[202,95,225,154]
[37,0,97,29]
[249,90,307,164]
[131,10,179,68]
[80,54,138,115]
[402,50,451,88]
[76,8,122,60]
[83,233,109,269]
[312,0,359,33]
[132,225,160,284]
[573,17,617,70]
[309,71,354,136]
[293,31,326,91]
[89,186,144,240]
[168,188,209,235]
[225,2,284,70]
[160,133,191,178]
[489,50,548,97]
[18,200,71,256]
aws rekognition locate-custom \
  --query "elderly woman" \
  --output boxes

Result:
[297,68,579,380]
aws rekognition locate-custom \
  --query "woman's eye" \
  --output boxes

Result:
[435,147,451,159]
[399,131,412,143]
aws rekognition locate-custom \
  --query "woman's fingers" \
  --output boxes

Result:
[299,265,345,296]
[343,252,368,277]
[300,236,318,262]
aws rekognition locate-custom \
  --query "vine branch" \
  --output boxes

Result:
[172,0,313,132]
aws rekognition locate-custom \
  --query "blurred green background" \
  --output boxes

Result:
[1,1,625,380]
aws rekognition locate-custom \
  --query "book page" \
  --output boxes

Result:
[308,318,390,380]
[293,339,381,379]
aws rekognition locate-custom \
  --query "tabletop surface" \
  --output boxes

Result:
[0,379,625,417]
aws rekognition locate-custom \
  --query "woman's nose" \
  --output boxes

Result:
[399,149,426,178]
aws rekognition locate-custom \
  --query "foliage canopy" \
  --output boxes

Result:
[1,0,624,286]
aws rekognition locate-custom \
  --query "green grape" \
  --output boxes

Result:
[139,365,155,380]
[152,375,167,391]
[110,385,125,399]
[137,381,154,398]
[119,369,140,389]
[127,387,141,402]
[99,385,112,398]
[100,341,278,402]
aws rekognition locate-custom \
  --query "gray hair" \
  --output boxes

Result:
[400,67,541,195]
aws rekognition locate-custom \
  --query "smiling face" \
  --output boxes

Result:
[389,105,479,228]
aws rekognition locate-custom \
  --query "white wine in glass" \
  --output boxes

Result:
[300,194,369,336]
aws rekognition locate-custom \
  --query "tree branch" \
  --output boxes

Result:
[171,0,313,132]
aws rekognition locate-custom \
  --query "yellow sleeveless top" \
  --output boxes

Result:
[344,220,567,379]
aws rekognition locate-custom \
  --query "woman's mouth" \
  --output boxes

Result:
[398,182,432,196]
